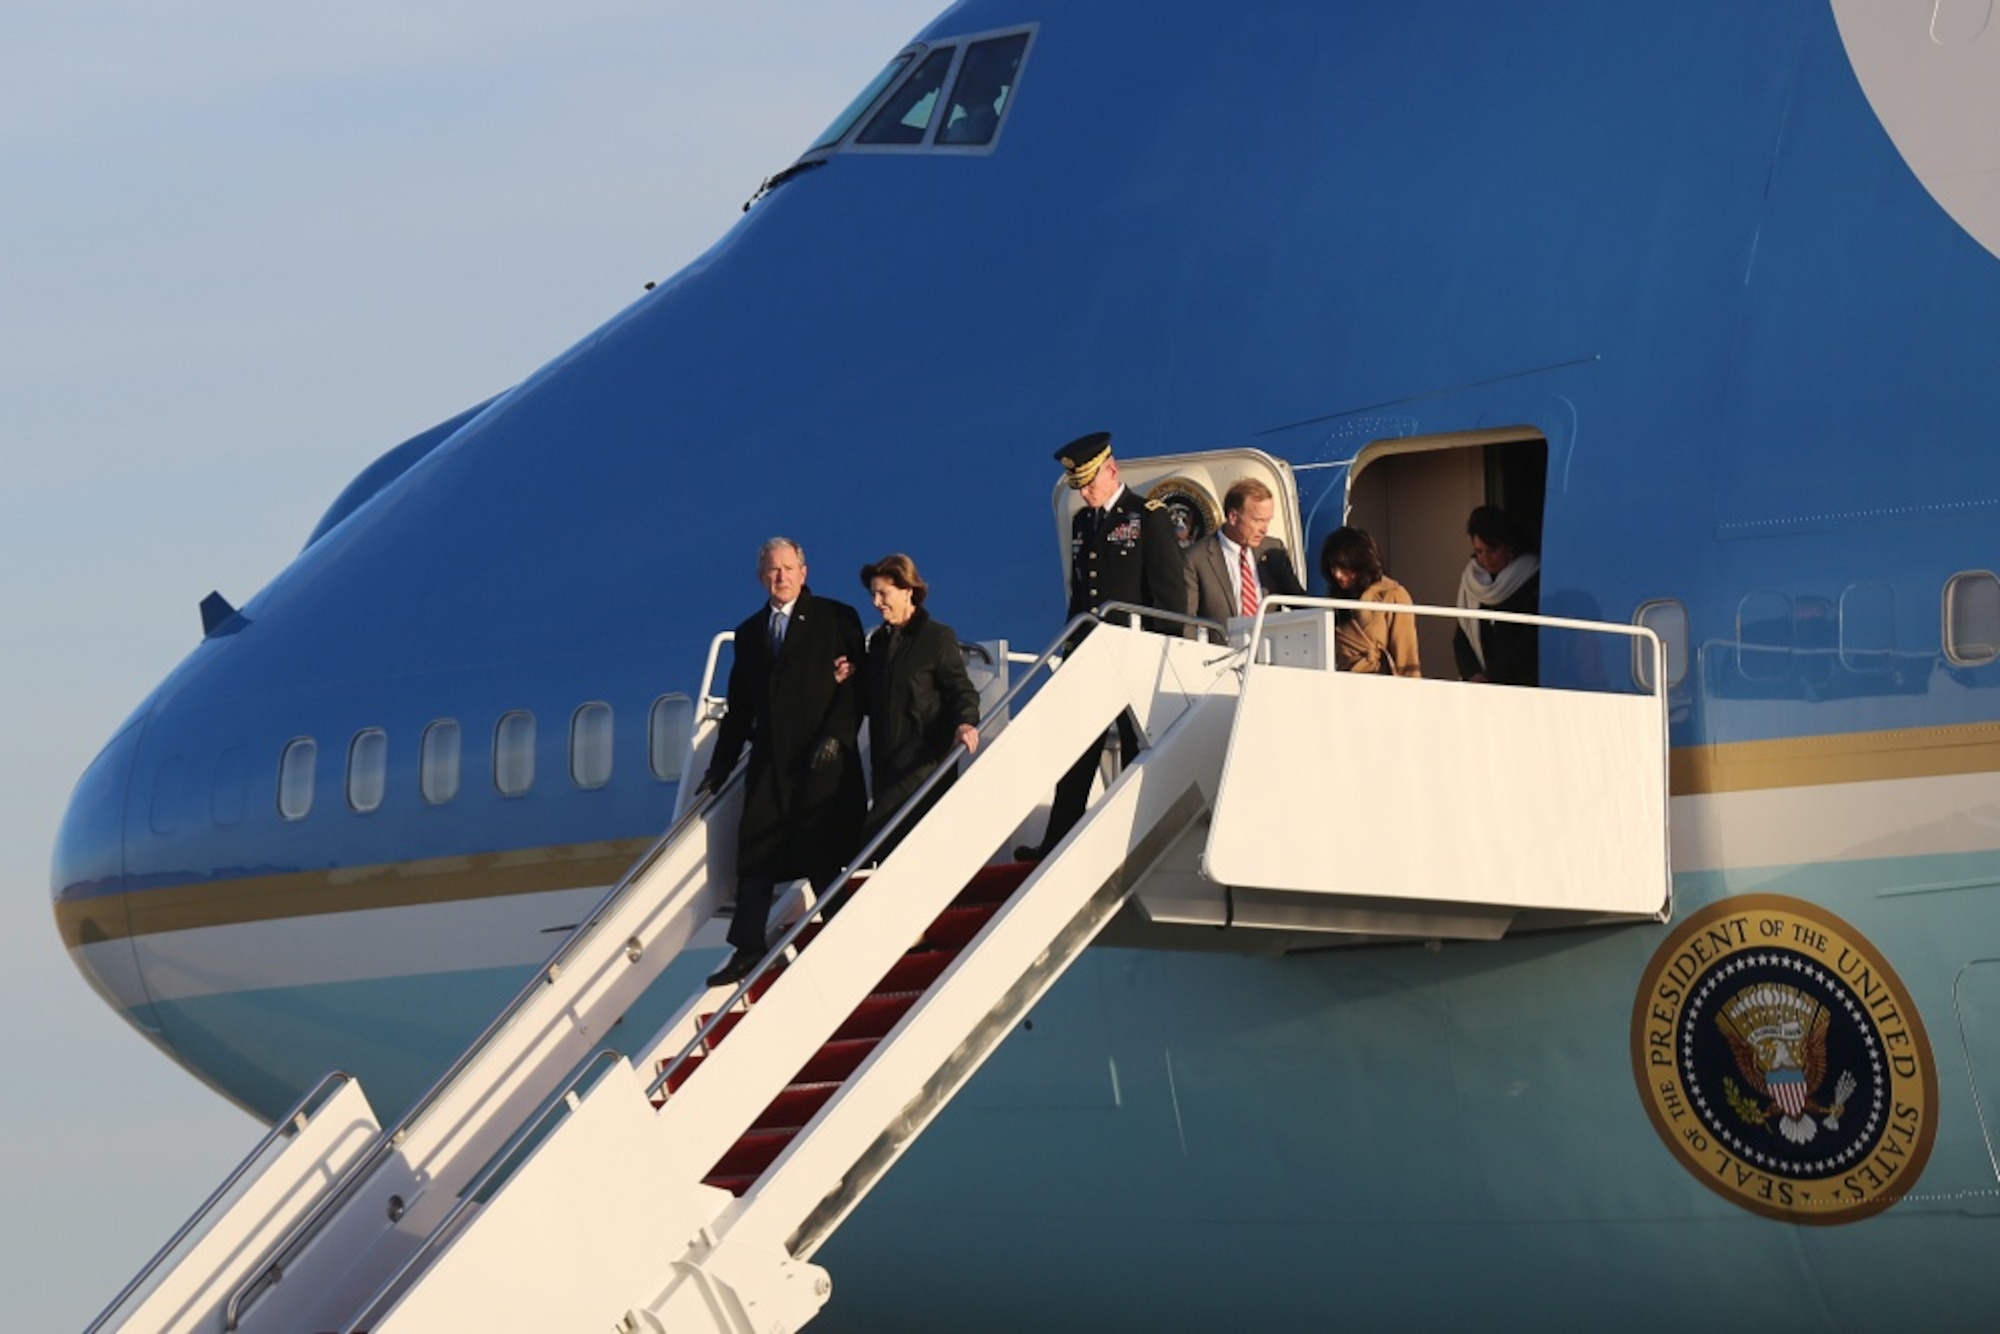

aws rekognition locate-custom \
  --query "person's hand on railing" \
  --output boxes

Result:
[956,722,980,755]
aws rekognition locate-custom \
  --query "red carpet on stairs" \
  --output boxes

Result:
[652,860,1035,1196]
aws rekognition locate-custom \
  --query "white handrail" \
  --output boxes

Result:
[695,630,734,720]
[85,1073,353,1334]
[1241,593,1667,700]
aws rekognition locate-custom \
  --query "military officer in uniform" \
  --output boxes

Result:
[1015,431,1184,862]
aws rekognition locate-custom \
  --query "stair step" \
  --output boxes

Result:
[922,902,1000,950]
[709,1126,799,1180]
[795,1037,880,1084]
[879,948,956,993]
[680,865,1026,1176]
[833,871,867,906]
[751,1081,842,1131]
[696,1009,744,1050]
[832,990,921,1042]
[654,1051,702,1103]
[951,861,1033,907]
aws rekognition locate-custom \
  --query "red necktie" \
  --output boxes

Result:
[1239,544,1258,618]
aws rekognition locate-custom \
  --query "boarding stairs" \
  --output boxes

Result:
[89,599,1671,1334]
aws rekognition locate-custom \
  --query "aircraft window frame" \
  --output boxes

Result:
[570,701,614,790]
[346,728,388,814]
[278,737,316,821]
[1944,570,2000,666]
[1735,591,1793,682]
[935,31,1031,149]
[857,46,957,146]
[649,693,694,782]
[1631,600,1688,692]
[421,719,461,806]
[840,25,1035,157]
[806,50,918,154]
[494,710,536,798]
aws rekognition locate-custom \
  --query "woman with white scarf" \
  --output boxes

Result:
[1452,505,1540,685]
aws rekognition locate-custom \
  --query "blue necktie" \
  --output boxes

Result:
[768,608,786,657]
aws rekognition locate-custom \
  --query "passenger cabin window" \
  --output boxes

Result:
[278,737,316,821]
[494,710,535,797]
[570,702,613,790]
[858,47,956,144]
[1946,571,2000,666]
[808,52,916,153]
[1632,600,1688,691]
[938,33,1028,146]
[649,694,694,781]
[1736,592,1792,681]
[347,728,387,813]
[421,719,461,805]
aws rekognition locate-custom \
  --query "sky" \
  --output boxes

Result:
[0,2,945,1324]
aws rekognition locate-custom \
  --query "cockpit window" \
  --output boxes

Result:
[938,33,1028,146]
[859,47,956,145]
[808,51,916,154]
[763,25,1034,192]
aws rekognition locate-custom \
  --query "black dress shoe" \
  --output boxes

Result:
[1012,843,1046,864]
[705,950,758,988]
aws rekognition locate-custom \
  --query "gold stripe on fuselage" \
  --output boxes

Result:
[54,837,654,951]
[56,720,2000,947]
[1669,719,2000,795]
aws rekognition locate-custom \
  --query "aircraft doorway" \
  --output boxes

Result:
[1343,431,1547,679]
[1048,446,1302,606]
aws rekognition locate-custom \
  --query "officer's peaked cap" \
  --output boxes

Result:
[1054,431,1113,490]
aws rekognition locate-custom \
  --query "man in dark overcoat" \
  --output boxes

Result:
[699,536,866,986]
[1016,431,1184,862]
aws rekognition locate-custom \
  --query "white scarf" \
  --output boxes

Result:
[1456,553,1539,670]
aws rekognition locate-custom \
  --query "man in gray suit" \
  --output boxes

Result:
[1184,476,1305,632]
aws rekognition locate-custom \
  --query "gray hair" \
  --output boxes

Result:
[758,536,805,566]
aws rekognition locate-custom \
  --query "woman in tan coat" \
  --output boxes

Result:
[1320,526,1421,677]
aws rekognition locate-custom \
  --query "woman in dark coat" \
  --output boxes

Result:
[856,553,982,854]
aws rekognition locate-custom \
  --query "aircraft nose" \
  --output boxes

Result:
[51,718,168,1041]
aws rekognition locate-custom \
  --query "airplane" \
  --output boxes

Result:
[54,0,2000,1328]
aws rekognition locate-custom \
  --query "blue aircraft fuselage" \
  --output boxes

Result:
[53,2,2000,1327]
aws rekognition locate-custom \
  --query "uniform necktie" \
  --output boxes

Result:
[768,608,787,656]
[1239,544,1259,618]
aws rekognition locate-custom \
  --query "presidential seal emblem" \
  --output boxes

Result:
[1630,894,1937,1225]
[1145,476,1220,550]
